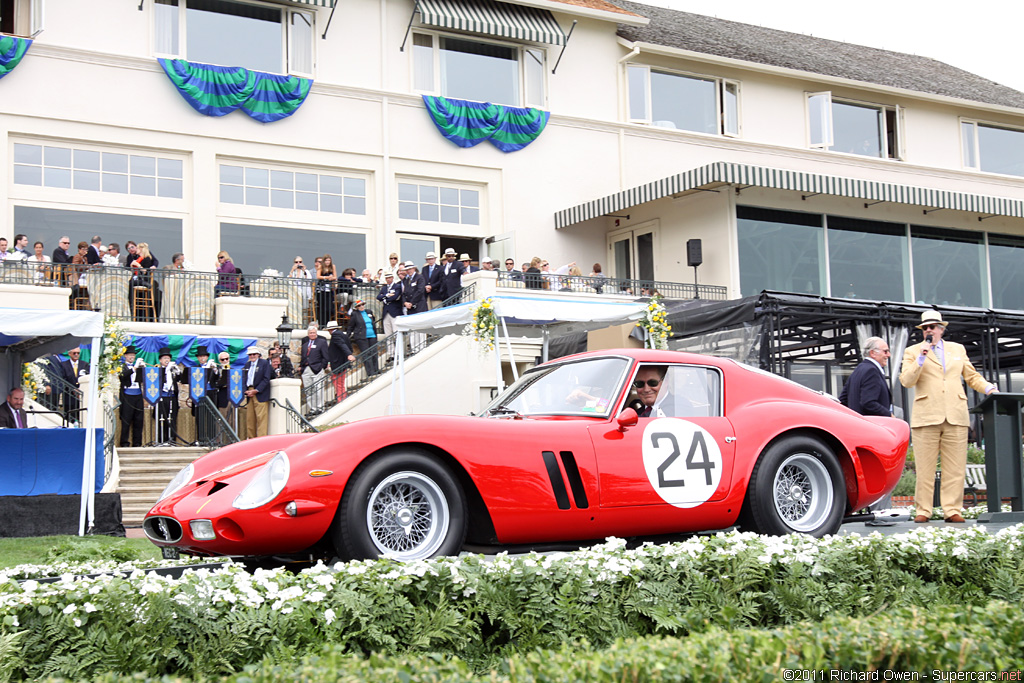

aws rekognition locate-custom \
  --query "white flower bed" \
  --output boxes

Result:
[2,525,1021,621]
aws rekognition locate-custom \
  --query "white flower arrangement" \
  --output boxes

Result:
[636,294,671,350]
[261,268,283,277]
[463,297,497,352]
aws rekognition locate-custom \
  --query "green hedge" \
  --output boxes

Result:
[81,602,1024,682]
[3,527,1024,680]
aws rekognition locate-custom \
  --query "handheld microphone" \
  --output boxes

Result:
[925,333,933,344]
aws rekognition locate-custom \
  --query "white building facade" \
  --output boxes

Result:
[3,0,1024,310]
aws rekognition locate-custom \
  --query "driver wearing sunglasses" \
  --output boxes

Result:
[633,365,667,417]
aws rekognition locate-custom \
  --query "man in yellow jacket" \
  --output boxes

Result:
[899,309,998,523]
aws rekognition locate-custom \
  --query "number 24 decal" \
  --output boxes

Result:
[651,431,715,488]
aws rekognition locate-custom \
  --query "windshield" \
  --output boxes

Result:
[483,357,631,418]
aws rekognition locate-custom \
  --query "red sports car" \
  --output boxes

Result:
[144,350,909,564]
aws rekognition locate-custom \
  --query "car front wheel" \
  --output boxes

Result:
[335,452,467,561]
[744,435,845,537]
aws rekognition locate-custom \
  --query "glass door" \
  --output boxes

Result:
[607,222,656,281]
[399,234,440,268]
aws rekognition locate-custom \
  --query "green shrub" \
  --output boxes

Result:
[892,468,916,496]
[85,602,1024,682]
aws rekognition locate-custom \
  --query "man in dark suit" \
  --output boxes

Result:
[242,346,272,439]
[377,270,404,360]
[87,235,103,265]
[0,388,28,429]
[52,236,72,286]
[401,261,426,313]
[422,252,444,309]
[401,261,427,351]
[840,336,895,526]
[326,320,356,402]
[840,337,893,417]
[119,345,145,447]
[300,323,330,414]
[59,347,88,422]
[439,248,466,303]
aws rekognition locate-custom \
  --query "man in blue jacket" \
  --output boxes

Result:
[840,335,894,525]
[242,346,272,439]
[840,337,892,417]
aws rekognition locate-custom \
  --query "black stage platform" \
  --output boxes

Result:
[0,493,124,537]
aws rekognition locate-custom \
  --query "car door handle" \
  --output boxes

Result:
[724,437,736,443]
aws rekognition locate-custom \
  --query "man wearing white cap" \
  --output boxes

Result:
[402,261,427,349]
[439,248,466,303]
[377,268,404,360]
[899,309,998,523]
[423,251,443,310]
[242,346,272,439]
[300,323,329,414]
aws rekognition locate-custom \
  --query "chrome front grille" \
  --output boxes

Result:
[143,516,184,543]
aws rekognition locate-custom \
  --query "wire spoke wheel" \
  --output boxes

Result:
[771,453,833,532]
[366,471,450,560]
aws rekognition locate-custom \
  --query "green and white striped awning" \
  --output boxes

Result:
[555,161,1024,228]
[417,0,566,46]
[285,0,335,6]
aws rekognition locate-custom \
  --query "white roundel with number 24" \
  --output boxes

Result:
[641,418,723,508]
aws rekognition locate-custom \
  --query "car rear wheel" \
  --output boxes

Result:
[335,452,467,561]
[744,435,845,537]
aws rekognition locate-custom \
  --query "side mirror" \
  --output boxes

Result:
[616,407,638,432]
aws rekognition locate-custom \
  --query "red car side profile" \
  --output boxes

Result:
[144,350,909,564]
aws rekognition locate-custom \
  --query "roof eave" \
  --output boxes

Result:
[619,38,1024,116]
[514,0,649,26]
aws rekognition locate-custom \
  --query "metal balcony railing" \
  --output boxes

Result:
[300,329,441,419]
[495,271,727,300]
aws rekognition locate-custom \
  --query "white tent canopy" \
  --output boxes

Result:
[0,307,105,535]
[389,296,648,414]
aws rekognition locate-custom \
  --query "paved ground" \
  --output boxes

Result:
[838,511,1021,536]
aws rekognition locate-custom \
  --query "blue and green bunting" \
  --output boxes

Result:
[75,335,254,369]
[422,95,550,152]
[0,35,32,81]
[158,58,312,123]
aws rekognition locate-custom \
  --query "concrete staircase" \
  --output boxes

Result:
[116,447,208,526]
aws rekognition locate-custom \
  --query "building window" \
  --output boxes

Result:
[826,216,910,302]
[15,206,183,263]
[989,234,1024,310]
[627,65,739,136]
[412,32,545,109]
[219,164,366,215]
[13,142,184,198]
[398,182,479,225]
[0,0,43,36]
[220,223,366,274]
[737,206,824,297]
[154,0,314,76]
[910,226,987,308]
[961,120,1024,177]
[807,92,901,159]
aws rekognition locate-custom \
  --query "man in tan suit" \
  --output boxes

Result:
[899,309,997,523]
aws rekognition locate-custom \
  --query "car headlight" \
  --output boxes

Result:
[232,451,290,510]
[157,463,194,503]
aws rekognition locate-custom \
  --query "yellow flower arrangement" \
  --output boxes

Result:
[636,294,672,350]
[464,297,498,352]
